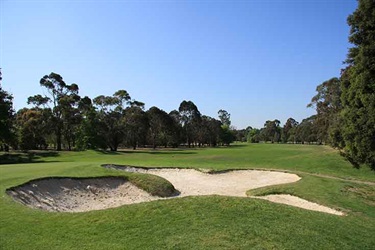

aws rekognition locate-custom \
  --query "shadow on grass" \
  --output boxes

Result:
[95,149,197,155]
[224,144,248,149]
[0,151,60,165]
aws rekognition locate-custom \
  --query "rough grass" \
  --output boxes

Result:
[1,143,374,249]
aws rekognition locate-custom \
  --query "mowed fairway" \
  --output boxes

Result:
[1,143,374,249]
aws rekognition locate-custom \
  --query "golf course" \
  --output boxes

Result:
[1,143,374,249]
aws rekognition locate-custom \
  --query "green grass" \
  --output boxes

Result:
[1,143,374,249]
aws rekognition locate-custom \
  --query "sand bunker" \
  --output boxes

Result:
[7,166,344,215]
[6,177,157,212]
[255,194,344,215]
[105,165,344,216]
[106,165,300,197]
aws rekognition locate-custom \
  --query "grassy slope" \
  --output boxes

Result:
[0,143,374,249]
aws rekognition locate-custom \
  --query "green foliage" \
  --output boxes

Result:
[28,72,81,151]
[123,106,149,150]
[308,78,342,145]
[341,0,375,169]
[16,108,52,150]
[295,115,318,144]
[93,91,131,151]
[197,115,222,146]
[247,128,261,143]
[282,118,299,143]
[261,120,281,143]
[179,100,202,147]
[0,69,15,149]
[218,109,231,126]
[219,125,235,145]
[75,97,104,150]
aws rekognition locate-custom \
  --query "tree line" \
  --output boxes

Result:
[232,117,317,145]
[0,71,236,151]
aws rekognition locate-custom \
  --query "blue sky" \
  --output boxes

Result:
[0,0,357,129]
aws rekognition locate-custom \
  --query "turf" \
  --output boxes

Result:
[0,143,374,249]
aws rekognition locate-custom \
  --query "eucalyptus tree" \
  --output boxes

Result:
[178,100,201,147]
[219,125,235,146]
[168,110,183,147]
[195,115,222,147]
[308,78,342,145]
[295,115,317,144]
[16,108,52,150]
[76,96,103,150]
[147,106,175,149]
[93,90,131,151]
[28,73,80,150]
[206,116,222,146]
[247,128,261,143]
[218,109,231,127]
[262,120,281,143]
[282,118,299,143]
[123,105,148,150]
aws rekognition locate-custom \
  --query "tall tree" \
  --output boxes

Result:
[341,0,375,169]
[282,118,299,143]
[168,110,183,147]
[16,108,52,150]
[247,128,261,143]
[123,106,148,150]
[147,107,174,149]
[196,115,222,147]
[308,78,342,145]
[295,115,317,144]
[218,109,231,127]
[93,90,131,151]
[0,69,15,150]
[179,100,201,147]
[75,96,103,150]
[28,73,80,150]
[262,119,281,143]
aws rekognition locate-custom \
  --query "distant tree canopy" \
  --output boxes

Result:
[5,72,235,151]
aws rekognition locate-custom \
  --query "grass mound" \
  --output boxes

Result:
[128,172,179,197]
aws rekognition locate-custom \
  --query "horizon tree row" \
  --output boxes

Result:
[233,116,318,145]
[1,72,235,151]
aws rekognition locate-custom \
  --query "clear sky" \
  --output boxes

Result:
[0,0,357,129]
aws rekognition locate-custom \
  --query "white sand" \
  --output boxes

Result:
[7,167,344,215]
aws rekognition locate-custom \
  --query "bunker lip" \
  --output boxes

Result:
[6,176,159,213]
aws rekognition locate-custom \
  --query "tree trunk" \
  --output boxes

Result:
[56,128,62,151]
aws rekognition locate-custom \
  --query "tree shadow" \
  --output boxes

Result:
[225,144,248,149]
[0,151,60,165]
[95,149,197,155]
